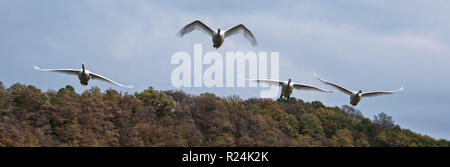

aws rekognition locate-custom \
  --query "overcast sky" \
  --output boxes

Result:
[1,0,450,140]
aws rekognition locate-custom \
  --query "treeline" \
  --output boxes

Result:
[0,82,448,147]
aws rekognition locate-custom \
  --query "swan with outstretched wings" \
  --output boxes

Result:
[177,20,257,49]
[314,73,403,106]
[34,64,133,88]
[248,78,332,99]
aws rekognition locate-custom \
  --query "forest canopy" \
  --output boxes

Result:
[0,81,448,147]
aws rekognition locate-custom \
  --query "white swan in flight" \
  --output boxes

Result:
[34,64,133,88]
[177,20,257,49]
[314,73,403,106]
[248,78,332,99]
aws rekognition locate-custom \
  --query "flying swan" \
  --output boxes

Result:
[34,64,133,88]
[248,78,332,99]
[177,20,257,49]
[314,73,403,106]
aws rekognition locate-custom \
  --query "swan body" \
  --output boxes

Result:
[34,64,133,88]
[248,78,332,99]
[177,20,257,49]
[314,73,403,106]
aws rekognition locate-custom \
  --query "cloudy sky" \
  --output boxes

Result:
[1,0,450,140]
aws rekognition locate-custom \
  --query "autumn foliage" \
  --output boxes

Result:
[0,82,448,147]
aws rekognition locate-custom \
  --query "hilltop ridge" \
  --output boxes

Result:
[0,82,448,147]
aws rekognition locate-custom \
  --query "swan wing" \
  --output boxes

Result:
[247,79,283,87]
[224,24,257,46]
[89,72,133,88]
[314,73,354,95]
[293,83,333,92]
[34,65,80,76]
[362,87,404,98]
[177,20,215,38]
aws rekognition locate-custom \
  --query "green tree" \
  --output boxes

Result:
[7,83,46,110]
[136,87,175,118]
[298,113,325,140]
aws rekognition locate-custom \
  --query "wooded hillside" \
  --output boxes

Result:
[0,82,448,147]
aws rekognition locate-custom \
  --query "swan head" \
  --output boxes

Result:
[81,64,86,73]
